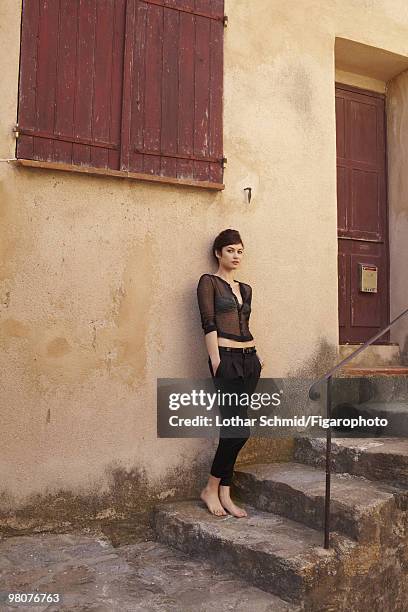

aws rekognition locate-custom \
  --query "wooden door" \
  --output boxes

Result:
[336,84,389,344]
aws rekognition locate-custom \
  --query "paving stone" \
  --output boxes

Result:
[0,531,299,611]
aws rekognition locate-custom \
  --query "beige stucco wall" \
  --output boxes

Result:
[387,72,408,361]
[2,0,408,525]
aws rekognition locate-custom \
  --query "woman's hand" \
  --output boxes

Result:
[212,359,221,375]
[205,332,221,376]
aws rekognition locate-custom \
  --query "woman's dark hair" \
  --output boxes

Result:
[212,229,244,263]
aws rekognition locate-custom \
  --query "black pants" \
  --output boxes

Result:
[208,346,261,486]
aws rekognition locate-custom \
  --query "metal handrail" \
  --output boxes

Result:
[308,306,408,549]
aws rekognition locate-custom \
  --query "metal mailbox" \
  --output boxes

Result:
[359,264,378,293]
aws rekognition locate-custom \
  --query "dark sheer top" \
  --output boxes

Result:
[196,274,254,342]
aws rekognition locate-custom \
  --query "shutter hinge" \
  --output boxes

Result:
[221,157,227,168]
[13,124,19,139]
[223,15,228,27]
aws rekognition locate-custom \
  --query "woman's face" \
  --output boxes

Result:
[218,243,244,270]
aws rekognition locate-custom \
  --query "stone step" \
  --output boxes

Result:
[319,372,408,410]
[336,368,408,404]
[329,401,408,437]
[340,366,408,377]
[233,461,408,543]
[346,401,408,436]
[294,437,408,486]
[152,500,356,605]
[338,344,401,367]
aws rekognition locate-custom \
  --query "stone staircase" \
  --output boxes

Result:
[151,363,408,610]
[151,436,408,611]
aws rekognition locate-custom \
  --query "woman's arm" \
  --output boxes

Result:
[197,275,220,371]
[205,330,221,373]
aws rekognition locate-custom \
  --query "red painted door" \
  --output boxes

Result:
[336,84,389,344]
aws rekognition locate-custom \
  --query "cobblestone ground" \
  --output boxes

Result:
[0,515,295,612]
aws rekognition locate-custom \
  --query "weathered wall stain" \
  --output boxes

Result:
[0,457,211,533]
[293,338,339,379]
[237,438,295,467]
[105,234,155,389]
[46,337,71,358]
[0,181,20,283]
[1,318,29,338]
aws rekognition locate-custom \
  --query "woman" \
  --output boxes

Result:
[196,229,264,518]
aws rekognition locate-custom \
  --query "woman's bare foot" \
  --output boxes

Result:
[200,487,228,516]
[200,476,228,516]
[219,486,248,517]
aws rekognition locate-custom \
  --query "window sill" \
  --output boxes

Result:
[15,159,225,191]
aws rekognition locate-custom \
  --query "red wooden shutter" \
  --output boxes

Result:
[121,0,225,184]
[17,0,126,170]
